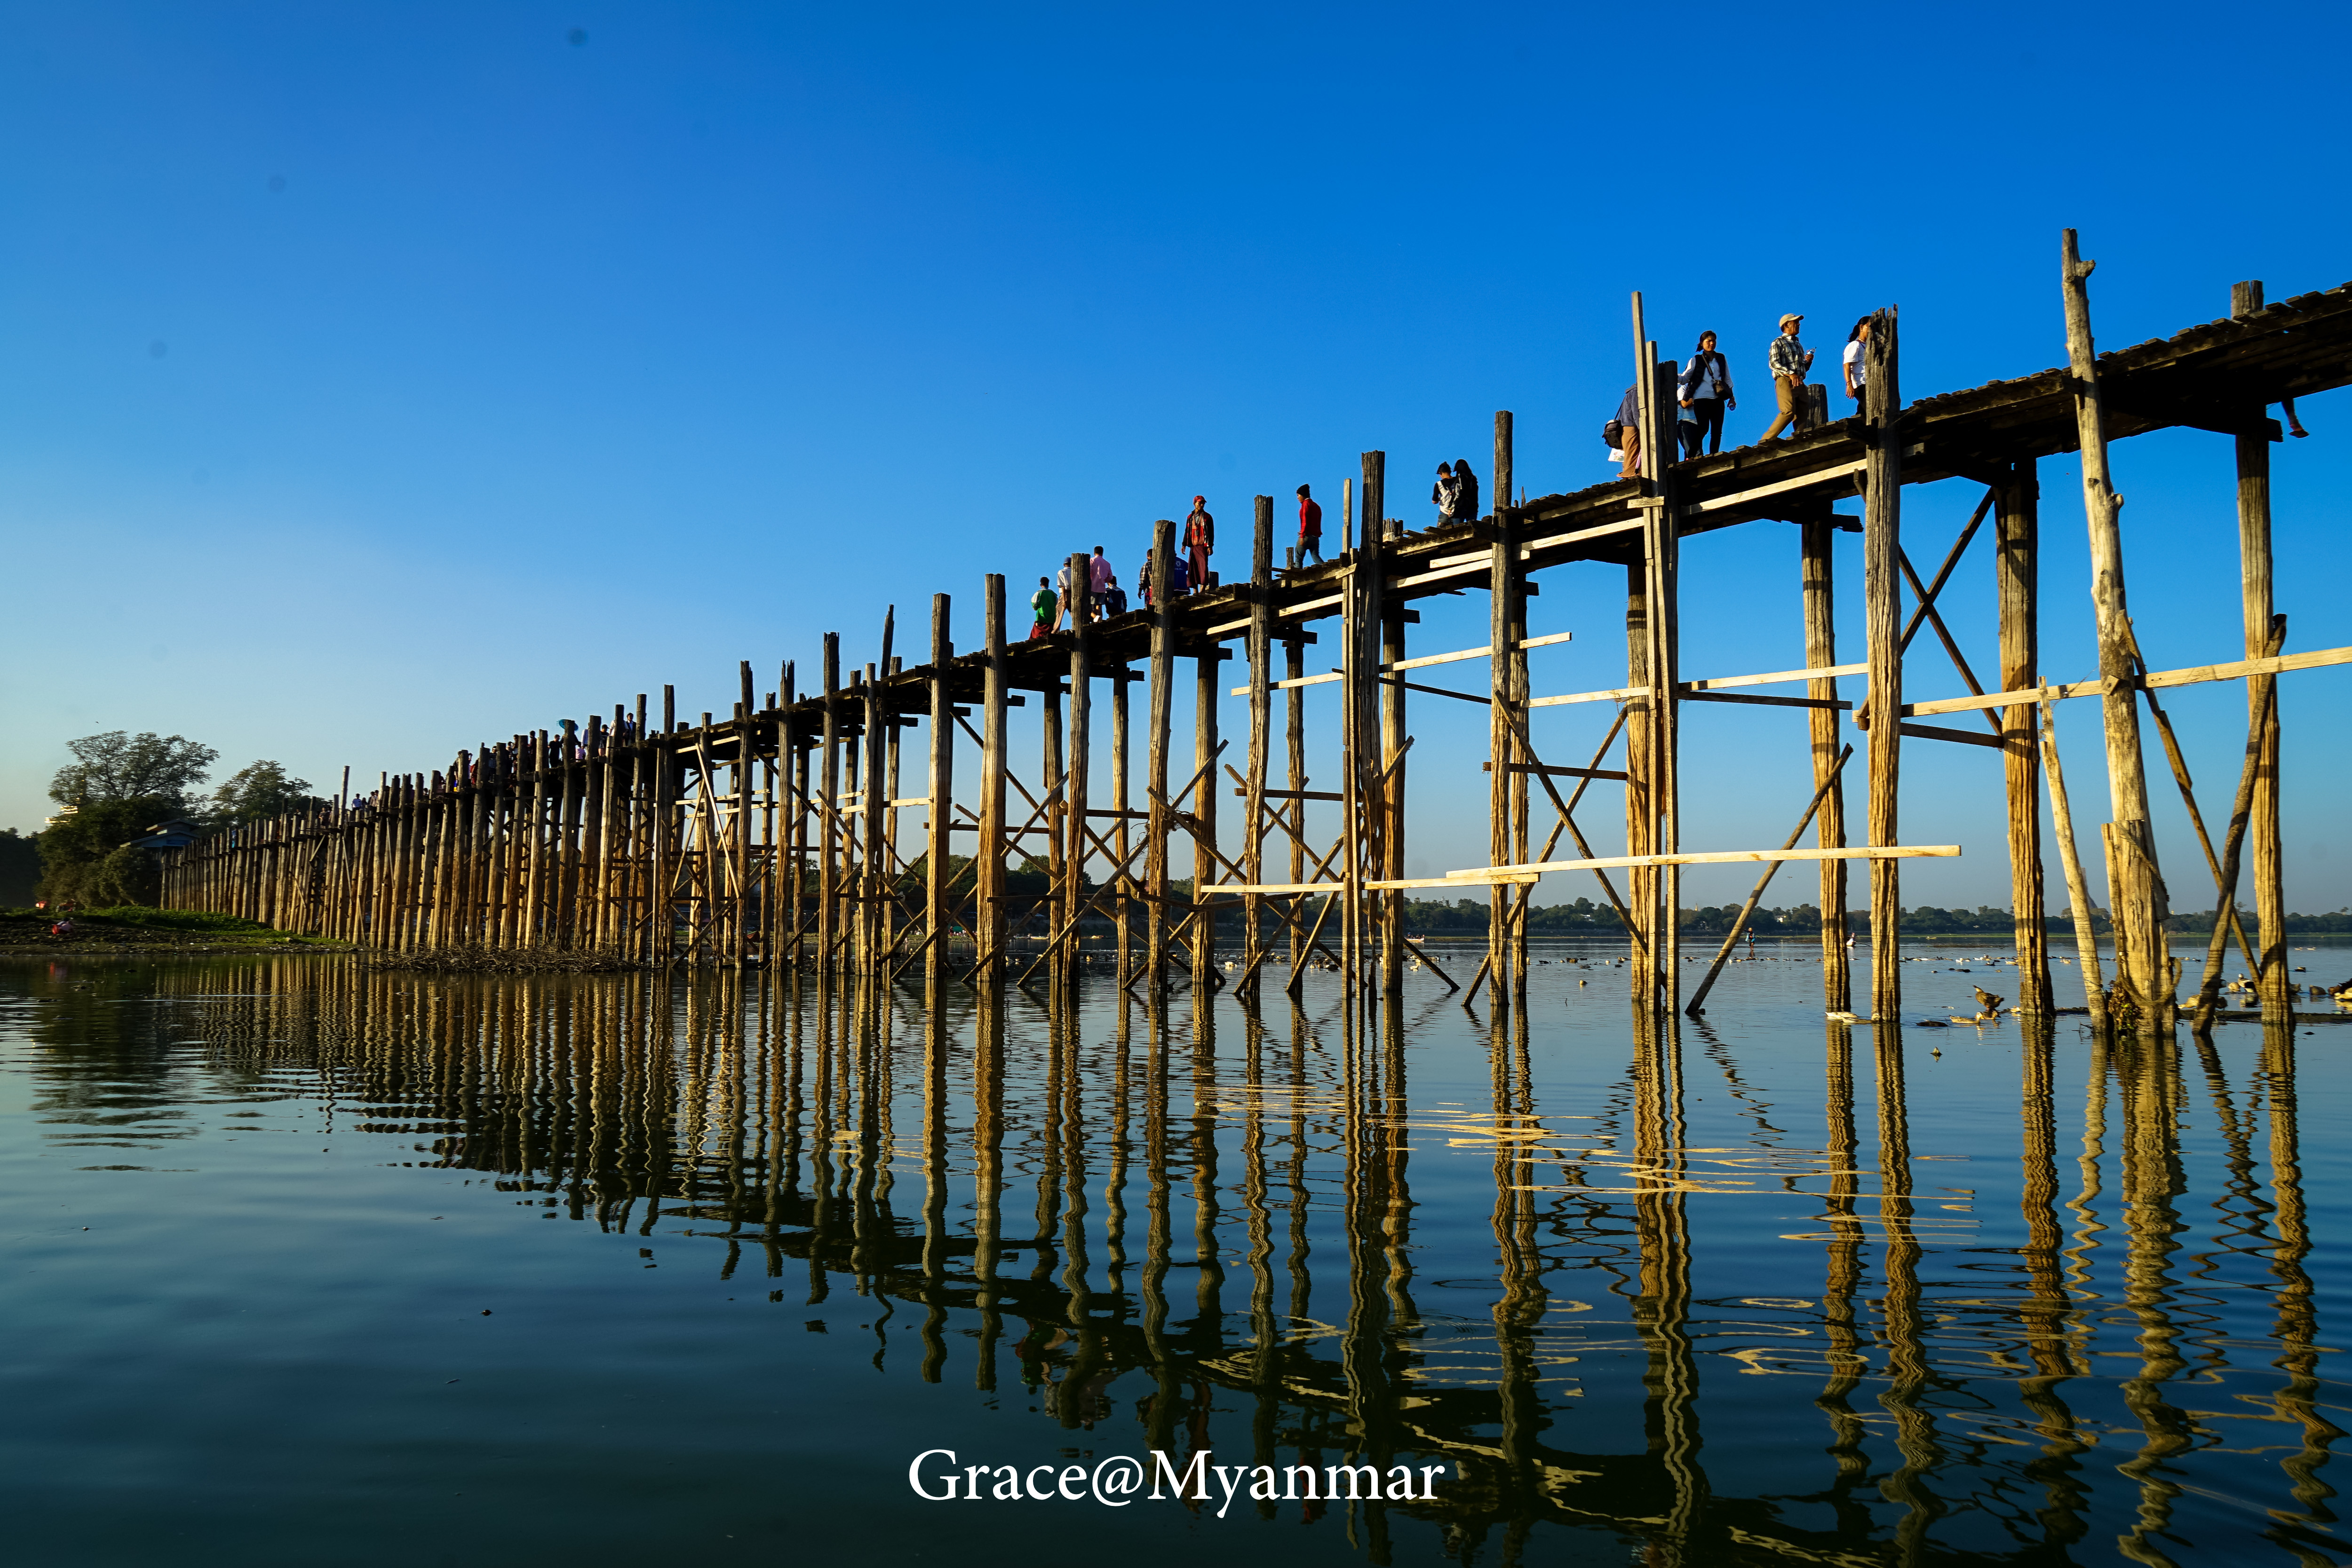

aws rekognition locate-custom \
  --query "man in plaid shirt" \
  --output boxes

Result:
[1758,312,1815,441]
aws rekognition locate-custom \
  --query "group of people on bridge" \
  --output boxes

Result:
[1607,309,1890,478]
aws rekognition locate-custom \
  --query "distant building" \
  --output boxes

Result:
[123,819,203,850]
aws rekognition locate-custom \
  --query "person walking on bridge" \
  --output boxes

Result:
[1184,496,1215,589]
[1431,462,1461,525]
[1089,546,1122,618]
[1453,458,1480,522]
[1296,484,1323,565]
[1029,575,1057,640]
[1678,331,1735,459]
[1758,312,1814,441]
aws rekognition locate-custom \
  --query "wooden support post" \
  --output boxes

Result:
[733,688,754,969]
[1065,554,1092,988]
[1801,510,1851,1010]
[1195,645,1222,989]
[2062,231,2171,1030]
[866,654,890,972]
[819,642,841,973]
[2233,279,2288,1023]
[1244,495,1273,995]
[2042,703,2110,1024]
[1353,448,1386,998]
[1996,460,2052,1014]
[1623,560,1655,998]
[1041,659,1065,969]
[1284,634,1306,975]
[1112,654,1132,984]
[1630,296,1679,1011]
[927,594,954,983]
[1489,503,1520,999]
[656,690,676,964]
[1380,591,1406,995]
[1862,305,1904,1026]
[980,576,1009,974]
[1146,518,1176,988]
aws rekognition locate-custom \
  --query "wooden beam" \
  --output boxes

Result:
[1485,762,1628,782]
[1449,844,1960,879]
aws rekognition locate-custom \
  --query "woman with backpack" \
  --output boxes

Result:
[1677,331,1736,459]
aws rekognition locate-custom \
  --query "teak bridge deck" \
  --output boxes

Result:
[166,238,2352,1033]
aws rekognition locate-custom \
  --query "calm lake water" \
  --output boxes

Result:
[5,942,2349,1567]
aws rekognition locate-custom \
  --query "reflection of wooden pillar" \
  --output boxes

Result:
[2233,281,2289,1024]
[1802,511,1850,1011]
[970,985,1004,1388]
[1862,306,1904,1025]
[1817,1023,1868,1477]
[1996,463,2053,1014]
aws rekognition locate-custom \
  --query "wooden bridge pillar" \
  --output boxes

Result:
[927,594,954,984]
[1243,495,1273,995]
[818,644,840,973]
[1194,649,1221,990]
[1065,555,1092,992]
[1145,518,1176,990]
[976,576,1009,976]
[2232,280,2289,1024]
[1863,305,1905,1027]
[1996,459,2053,1015]
[1801,510,1851,1010]
[1488,501,1522,1001]
[2063,232,2172,1031]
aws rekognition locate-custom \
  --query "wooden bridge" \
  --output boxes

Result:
[165,235,2352,1032]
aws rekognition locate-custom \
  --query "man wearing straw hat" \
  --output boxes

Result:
[1757,312,1815,442]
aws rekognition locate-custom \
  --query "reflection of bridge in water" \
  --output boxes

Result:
[175,962,2337,1565]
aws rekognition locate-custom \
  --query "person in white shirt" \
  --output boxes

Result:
[1842,316,1874,414]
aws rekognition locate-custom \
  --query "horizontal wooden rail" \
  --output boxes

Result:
[1233,630,1577,695]
[1902,645,2352,717]
[1683,459,1867,516]
[1446,844,1962,880]
[1686,661,1868,691]
[1484,762,1629,781]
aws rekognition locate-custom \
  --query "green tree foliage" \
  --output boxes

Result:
[0,828,40,904]
[35,729,219,909]
[49,730,218,809]
[212,760,318,823]
[35,796,182,906]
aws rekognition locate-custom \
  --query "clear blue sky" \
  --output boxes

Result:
[4,1,2346,913]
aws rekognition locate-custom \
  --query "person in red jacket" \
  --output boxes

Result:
[1295,484,1323,565]
[1184,496,1214,589]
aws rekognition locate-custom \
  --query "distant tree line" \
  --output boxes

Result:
[13,730,321,908]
